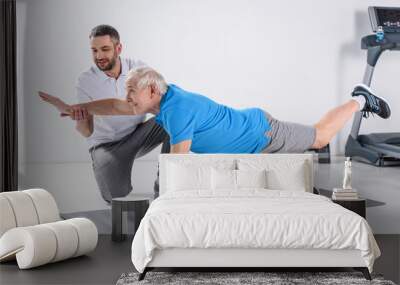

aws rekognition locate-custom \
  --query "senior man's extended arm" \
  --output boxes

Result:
[39,91,135,116]
[170,140,192,153]
[73,98,134,116]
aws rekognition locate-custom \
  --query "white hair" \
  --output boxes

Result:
[127,67,168,95]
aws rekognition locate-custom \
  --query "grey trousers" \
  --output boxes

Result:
[89,118,169,203]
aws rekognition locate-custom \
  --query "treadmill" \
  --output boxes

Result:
[345,6,400,166]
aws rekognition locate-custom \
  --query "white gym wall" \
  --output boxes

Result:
[16,0,399,212]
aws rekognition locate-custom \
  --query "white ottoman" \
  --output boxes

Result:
[0,189,98,269]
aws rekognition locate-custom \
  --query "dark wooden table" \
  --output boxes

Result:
[332,198,366,218]
[112,194,151,242]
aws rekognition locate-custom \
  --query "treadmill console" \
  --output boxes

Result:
[368,6,400,33]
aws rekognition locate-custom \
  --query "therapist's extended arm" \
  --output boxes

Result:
[170,140,192,153]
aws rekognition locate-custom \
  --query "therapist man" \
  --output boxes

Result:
[40,25,169,202]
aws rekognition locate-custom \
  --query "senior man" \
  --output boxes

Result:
[40,67,391,155]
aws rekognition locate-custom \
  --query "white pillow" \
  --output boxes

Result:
[211,169,268,190]
[237,158,308,192]
[167,162,210,191]
[266,165,306,191]
[236,169,268,189]
[165,159,236,191]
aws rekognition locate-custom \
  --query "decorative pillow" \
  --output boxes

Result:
[236,169,268,189]
[211,169,268,190]
[211,168,236,190]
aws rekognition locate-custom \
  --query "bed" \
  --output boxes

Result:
[131,154,380,280]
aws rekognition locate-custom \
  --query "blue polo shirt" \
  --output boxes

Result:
[155,84,271,153]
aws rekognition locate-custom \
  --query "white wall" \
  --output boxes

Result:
[17,0,400,212]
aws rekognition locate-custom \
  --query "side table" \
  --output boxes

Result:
[112,194,151,242]
[332,198,366,218]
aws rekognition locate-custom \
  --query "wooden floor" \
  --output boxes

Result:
[0,235,398,285]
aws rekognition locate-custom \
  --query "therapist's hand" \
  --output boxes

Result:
[69,105,91,121]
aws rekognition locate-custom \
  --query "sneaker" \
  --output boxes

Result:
[352,84,391,119]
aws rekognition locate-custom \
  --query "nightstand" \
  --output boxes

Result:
[332,198,366,218]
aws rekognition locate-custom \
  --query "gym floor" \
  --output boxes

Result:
[1,157,399,285]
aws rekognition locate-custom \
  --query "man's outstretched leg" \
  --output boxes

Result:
[312,84,391,149]
[262,84,391,154]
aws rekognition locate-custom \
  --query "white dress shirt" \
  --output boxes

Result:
[76,57,146,148]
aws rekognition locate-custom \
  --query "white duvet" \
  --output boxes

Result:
[131,190,380,273]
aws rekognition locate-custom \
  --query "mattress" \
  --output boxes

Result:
[131,189,380,273]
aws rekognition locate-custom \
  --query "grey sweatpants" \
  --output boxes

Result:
[89,118,169,203]
[262,111,316,153]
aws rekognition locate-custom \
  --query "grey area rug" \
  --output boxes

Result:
[116,272,396,285]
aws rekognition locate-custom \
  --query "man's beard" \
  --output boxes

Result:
[96,56,117,71]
